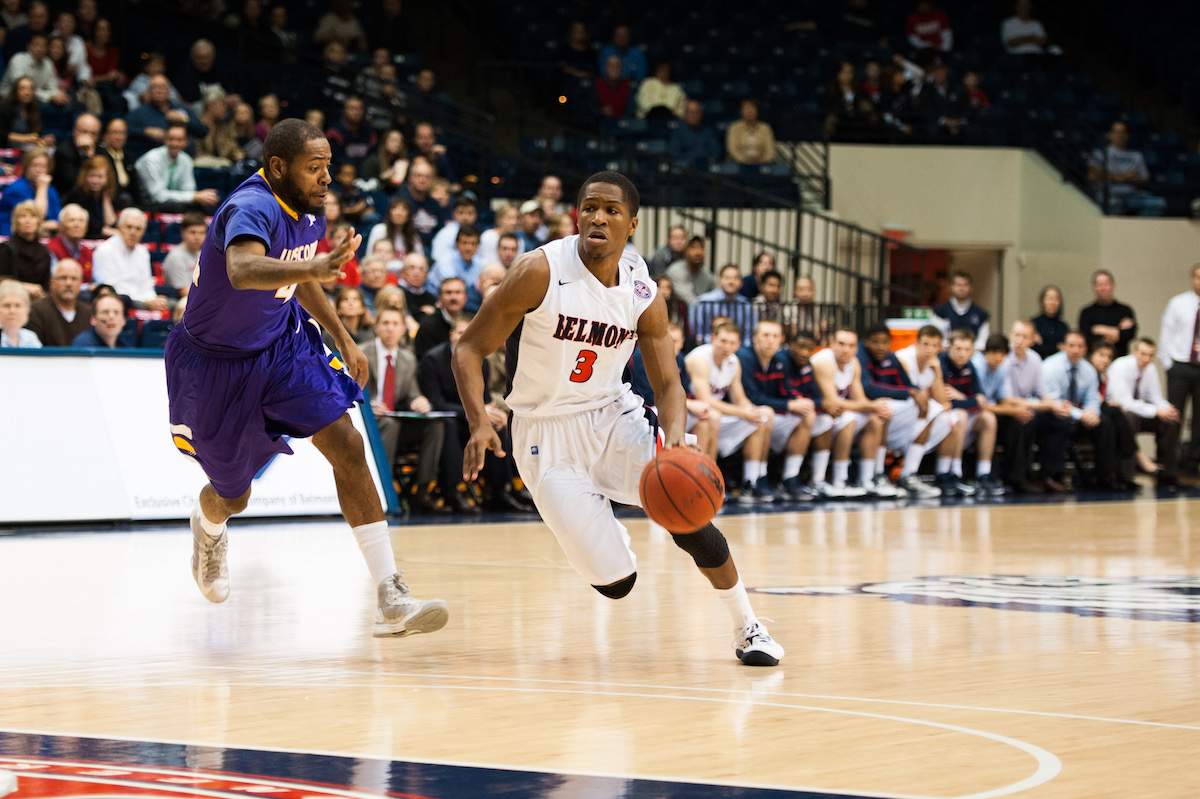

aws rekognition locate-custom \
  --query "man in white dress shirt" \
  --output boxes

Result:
[1107,337,1181,487]
[91,208,169,311]
[1158,263,1200,474]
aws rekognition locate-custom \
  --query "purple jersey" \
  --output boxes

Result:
[182,170,327,352]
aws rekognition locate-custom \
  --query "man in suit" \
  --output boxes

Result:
[413,276,466,360]
[365,307,446,514]
[53,113,101,194]
[99,117,140,209]
[418,314,533,513]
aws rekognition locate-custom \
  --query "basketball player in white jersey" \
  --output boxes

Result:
[895,324,973,496]
[452,171,784,666]
[685,322,777,503]
[810,328,890,497]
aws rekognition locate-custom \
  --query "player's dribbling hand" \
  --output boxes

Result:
[661,431,700,453]
[463,425,505,481]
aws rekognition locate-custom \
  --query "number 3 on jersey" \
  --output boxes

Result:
[570,349,597,383]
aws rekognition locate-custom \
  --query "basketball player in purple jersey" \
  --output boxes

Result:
[452,171,783,665]
[164,119,448,638]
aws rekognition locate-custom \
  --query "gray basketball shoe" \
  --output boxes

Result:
[190,505,230,603]
[374,573,450,637]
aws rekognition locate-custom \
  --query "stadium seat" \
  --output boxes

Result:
[140,320,173,350]
[118,318,139,349]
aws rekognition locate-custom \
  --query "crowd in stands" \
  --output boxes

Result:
[527,0,1191,217]
[0,0,599,513]
[3,0,1198,516]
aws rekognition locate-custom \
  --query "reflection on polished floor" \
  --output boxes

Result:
[2,498,1199,798]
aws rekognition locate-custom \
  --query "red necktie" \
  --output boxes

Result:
[383,354,396,410]
[1191,303,1200,364]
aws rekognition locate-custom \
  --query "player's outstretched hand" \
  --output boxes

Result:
[342,341,369,387]
[463,425,505,481]
[310,232,363,282]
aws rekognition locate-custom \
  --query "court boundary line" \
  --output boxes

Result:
[184,665,1200,733]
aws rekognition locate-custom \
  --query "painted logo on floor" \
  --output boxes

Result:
[751,575,1200,622]
[0,757,426,799]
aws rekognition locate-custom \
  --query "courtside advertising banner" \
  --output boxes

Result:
[0,352,387,524]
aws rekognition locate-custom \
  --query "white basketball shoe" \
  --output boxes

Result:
[190,505,230,603]
[1,768,17,798]
[374,573,450,637]
[734,620,785,666]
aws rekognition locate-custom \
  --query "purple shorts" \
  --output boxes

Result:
[164,305,362,498]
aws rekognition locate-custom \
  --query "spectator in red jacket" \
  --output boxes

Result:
[595,55,631,119]
[907,0,953,53]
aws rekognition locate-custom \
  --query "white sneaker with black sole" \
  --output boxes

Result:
[734,620,785,666]
[191,505,230,603]
[374,573,449,638]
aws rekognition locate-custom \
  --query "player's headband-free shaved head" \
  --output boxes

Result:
[262,118,325,167]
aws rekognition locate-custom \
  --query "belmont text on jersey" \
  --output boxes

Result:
[552,314,637,350]
[505,236,657,417]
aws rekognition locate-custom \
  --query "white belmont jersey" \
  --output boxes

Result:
[810,348,854,398]
[684,344,739,401]
[505,236,657,417]
[895,344,936,389]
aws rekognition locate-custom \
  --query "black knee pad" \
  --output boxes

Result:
[671,524,730,569]
[593,572,637,599]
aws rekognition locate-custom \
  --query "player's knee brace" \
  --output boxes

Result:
[593,572,637,599]
[671,524,730,569]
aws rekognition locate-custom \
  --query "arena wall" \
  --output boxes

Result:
[0,353,393,525]
[828,144,1200,336]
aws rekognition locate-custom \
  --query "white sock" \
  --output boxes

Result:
[784,454,804,480]
[951,458,963,477]
[198,506,226,539]
[811,450,831,483]
[859,458,876,484]
[743,460,759,484]
[716,578,757,629]
[937,456,952,474]
[875,446,887,472]
[978,459,992,478]
[902,443,927,477]
[832,459,849,487]
[352,521,397,587]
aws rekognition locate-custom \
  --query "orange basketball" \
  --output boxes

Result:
[638,448,725,533]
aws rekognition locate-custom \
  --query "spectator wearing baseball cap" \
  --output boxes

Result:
[516,199,544,252]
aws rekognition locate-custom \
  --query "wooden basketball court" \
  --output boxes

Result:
[2,497,1198,798]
